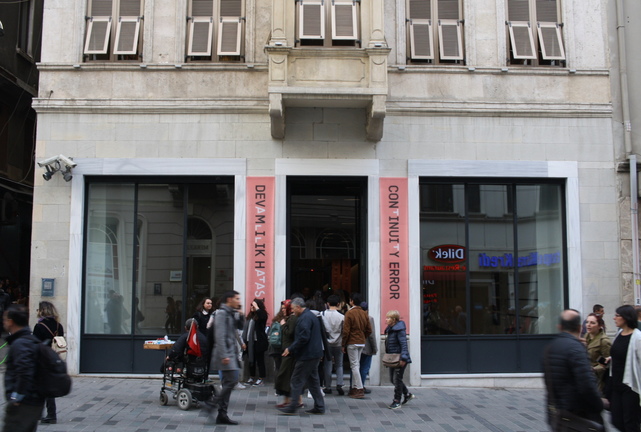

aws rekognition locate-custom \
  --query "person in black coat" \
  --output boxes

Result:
[193,297,214,335]
[543,309,604,430]
[33,301,64,424]
[3,304,45,432]
[242,298,268,386]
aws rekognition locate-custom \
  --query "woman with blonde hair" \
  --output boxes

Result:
[33,301,64,424]
[384,310,414,410]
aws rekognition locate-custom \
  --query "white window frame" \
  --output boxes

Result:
[299,0,325,40]
[217,17,243,55]
[113,16,141,55]
[188,17,214,56]
[437,18,463,60]
[507,21,536,60]
[537,22,565,60]
[407,0,464,63]
[84,16,113,54]
[331,0,358,41]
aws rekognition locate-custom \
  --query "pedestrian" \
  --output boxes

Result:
[268,301,287,374]
[3,304,45,432]
[33,301,64,424]
[193,297,213,335]
[204,290,243,425]
[543,309,604,431]
[274,299,303,408]
[342,293,371,399]
[584,312,611,395]
[278,297,325,415]
[242,298,268,386]
[581,304,605,338]
[322,294,345,395]
[359,302,377,393]
[607,305,641,432]
[384,310,414,409]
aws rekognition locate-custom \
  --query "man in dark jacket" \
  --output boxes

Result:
[3,304,45,432]
[543,309,604,430]
[278,297,325,415]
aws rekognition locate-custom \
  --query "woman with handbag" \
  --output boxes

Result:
[33,301,65,424]
[384,310,414,410]
[585,312,611,395]
[607,305,641,431]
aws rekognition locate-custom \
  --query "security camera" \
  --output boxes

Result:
[37,154,77,169]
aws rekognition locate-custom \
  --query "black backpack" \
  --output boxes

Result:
[31,337,72,398]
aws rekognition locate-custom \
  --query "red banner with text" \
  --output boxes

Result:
[380,178,410,333]
[245,177,275,316]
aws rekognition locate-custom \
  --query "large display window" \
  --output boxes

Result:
[81,177,234,373]
[420,179,566,373]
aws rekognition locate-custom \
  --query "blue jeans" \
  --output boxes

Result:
[360,354,373,385]
[323,346,344,388]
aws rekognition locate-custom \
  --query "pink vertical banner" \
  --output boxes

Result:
[246,177,275,316]
[380,178,410,333]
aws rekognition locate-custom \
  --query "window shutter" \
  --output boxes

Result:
[188,18,214,56]
[113,0,141,55]
[217,17,242,55]
[507,0,530,21]
[192,0,214,16]
[408,0,432,59]
[84,17,112,54]
[220,0,242,17]
[437,0,458,20]
[438,20,462,60]
[508,22,535,59]
[299,0,325,40]
[535,0,558,22]
[114,16,141,54]
[84,0,113,55]
[331,0,357,40]
[537,23,564,60]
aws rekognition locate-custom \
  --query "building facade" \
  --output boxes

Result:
[0,0,42,293]
[32,0,619,386]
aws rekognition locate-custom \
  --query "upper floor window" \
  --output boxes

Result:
[84,0,143,61]
[506,0,565,66]
[17,0,36,60]
[187,0,244,61]
[407,0,464,64]
[296,0,360,47]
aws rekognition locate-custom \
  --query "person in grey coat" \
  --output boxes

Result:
[205,290,244,425]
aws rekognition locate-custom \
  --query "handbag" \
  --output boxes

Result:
[548,406,605,432]
[382,353,401,368]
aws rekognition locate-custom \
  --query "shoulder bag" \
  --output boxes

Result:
[382,333,401,368]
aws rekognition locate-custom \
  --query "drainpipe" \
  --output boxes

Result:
[617,0,640,303]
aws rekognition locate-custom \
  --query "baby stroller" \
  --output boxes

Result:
[159,354,214,410]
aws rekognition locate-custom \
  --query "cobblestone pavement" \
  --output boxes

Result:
[0,375,570,432]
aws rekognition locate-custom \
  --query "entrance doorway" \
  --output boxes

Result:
[287,177,367,301]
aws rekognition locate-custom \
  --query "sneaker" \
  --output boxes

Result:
[402,393,415,405]
[336,385,345,396]
[253,378,264,386]
[388,401,402,410]
[234,382,246,390]
[323,387,332,394]
[246,377,254,385]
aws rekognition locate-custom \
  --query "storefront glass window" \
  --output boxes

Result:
[420,181,565,337]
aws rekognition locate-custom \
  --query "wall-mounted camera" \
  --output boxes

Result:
[38,154,77,182]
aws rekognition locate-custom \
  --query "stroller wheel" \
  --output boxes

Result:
[159,391,168,406]
[177,389,193,411]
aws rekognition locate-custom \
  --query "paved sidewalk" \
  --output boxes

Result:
[0,376,562,432]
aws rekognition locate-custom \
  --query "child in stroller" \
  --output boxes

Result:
[160,318,213,410]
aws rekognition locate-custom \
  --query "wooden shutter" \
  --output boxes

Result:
[299,0,324,40]
[408,0,432,60]
[113,0,141,55]
[535,0,564,60]
[217,17,242,55]
[437,0,462,60]
[84,0,113,54]
[188,0,214,56]
[331,0,357,40]
[507,0,530,21]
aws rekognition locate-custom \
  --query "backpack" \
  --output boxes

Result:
[268,321,282,349]
[32,337,72,398]
[38,322,67,361]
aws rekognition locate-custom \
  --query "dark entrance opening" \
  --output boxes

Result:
[287,177,367,302]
